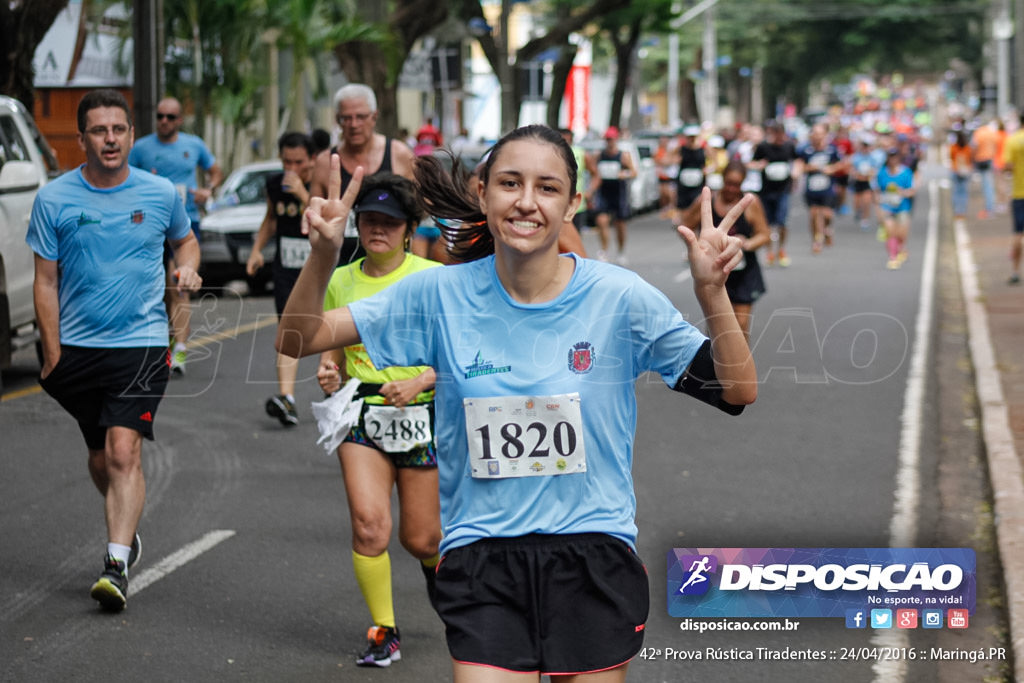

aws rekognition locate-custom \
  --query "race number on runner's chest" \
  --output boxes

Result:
[464,393,586,479]
[278,236,312,269]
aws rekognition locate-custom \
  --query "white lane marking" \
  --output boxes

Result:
[673,269,692,283]
[870,179,940,682]
[132,530,236,594]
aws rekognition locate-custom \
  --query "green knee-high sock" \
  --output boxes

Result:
[352,550,395,628]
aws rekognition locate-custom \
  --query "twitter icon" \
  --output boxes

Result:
[871,609,893,628]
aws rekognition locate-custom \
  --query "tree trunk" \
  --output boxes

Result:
[333,41,399,136]
[0,0,70,112]
[334,0,449,138]
[546,43,577,129]
[608,20,641,131]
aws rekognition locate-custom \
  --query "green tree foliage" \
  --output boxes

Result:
[592,0,676,129]
[162,0,267,130]
[268,0,381,133]
[334,0,451,136]
[713,0,985,113]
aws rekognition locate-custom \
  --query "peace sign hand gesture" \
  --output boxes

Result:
[302,153,364,255]
[677,187,753,291]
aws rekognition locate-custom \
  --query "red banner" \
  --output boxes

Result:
[566,65,590,135]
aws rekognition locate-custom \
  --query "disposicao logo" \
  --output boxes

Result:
[676,555,718,596]
[667,548,976,620]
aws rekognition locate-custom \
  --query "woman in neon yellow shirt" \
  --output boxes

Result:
[316,173,441,667]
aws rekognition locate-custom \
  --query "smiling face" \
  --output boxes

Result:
[477,138,580,258]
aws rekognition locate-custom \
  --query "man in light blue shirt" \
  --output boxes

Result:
[129,97,222,375]
[28,88,201,612]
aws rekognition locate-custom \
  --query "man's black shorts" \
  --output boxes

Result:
[39,345,170,449]
[435,533,649,675]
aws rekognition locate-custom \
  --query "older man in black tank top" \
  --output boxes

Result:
[312,84,416,264]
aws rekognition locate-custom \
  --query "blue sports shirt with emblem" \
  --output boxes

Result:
[349,253,708,555]
[128,132,216,222]
[26,166,191,347]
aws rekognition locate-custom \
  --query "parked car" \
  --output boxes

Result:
[579,138,660,216]
[0,95,59,392]
[429,142,492,174]
[199,160,281,292]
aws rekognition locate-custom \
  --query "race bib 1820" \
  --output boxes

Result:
[464,393,586,479]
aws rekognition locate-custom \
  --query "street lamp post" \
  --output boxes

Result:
[994,4,1014,117]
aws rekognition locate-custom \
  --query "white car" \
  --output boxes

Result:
[0,95,58,391]
[580,138,660,216]
[199,160,281,292]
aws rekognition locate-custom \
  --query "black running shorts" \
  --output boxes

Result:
[39,345,170,449]
[435,533,649,675]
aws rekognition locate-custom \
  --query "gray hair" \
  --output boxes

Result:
[333,84,377,113]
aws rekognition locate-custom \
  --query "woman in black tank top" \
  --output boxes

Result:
[677,160,771,342]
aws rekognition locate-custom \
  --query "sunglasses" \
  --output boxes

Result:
[156,113,178,121]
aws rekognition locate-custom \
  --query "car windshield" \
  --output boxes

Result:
[219,169,275,206]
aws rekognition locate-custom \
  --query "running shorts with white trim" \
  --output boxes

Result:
[38,345,170,449]
[436,533,649,675]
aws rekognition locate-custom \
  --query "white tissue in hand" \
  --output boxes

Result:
[311,378,364,454]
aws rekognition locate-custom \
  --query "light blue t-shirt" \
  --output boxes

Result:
[128,132,216,222]
[349,254,708,554]
[26,166,191,347]
[876,164,914,214]
[850,151,878,182]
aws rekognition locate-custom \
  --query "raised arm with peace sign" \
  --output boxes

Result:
[677,186,753,290]
[302,154,365,253]
[276,154,365,358]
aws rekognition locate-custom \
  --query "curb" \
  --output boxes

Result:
[953,194,1024,681]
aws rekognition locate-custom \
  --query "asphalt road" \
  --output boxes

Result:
[0,167,1010,682]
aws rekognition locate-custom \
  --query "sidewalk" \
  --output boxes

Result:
[957,204,1024,680]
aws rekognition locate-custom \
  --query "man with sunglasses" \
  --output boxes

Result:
[311,84,416,265]
[129,97,222,376]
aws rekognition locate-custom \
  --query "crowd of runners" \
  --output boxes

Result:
[28,80,1016,682]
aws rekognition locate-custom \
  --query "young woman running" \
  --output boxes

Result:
[279,124,757,682]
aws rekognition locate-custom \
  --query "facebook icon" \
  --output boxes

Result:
[846,609,867,629]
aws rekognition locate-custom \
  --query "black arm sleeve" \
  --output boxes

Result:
[672,339,746,416]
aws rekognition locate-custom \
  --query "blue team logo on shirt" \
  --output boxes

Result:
[463,351,511,379]
[568,341,594,374]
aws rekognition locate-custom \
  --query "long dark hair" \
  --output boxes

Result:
[413,125,578,262]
